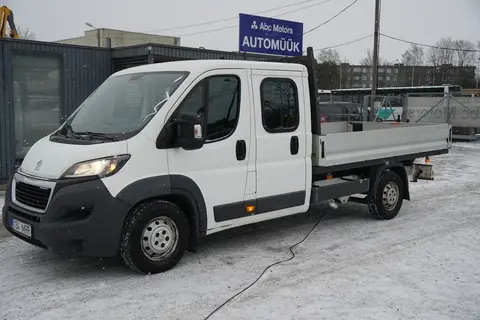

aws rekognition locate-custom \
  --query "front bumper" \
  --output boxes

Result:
[2,172,132,257]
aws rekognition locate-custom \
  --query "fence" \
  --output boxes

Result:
[332,92,480,130]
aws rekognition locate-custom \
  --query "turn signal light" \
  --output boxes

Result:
[425,156,431,163]
[245,205,255,214]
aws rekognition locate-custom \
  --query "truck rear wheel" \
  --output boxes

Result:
[368,170,404,220]
[120,200,190,274]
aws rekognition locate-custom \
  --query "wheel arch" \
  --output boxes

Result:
[369,162,410,201]
[116,175,208,253]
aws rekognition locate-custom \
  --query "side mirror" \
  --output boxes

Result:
[172,113,204,150]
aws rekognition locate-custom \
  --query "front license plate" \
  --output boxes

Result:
[10,218,32,238]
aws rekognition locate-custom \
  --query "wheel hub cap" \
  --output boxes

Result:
[382,181,399,211]
[141,217,178,261]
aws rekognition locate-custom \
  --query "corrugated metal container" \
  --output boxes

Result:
[111,44,273,73]
[0,39,112,183]
[112,43,271,61]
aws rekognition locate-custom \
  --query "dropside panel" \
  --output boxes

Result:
[312,123,450,167]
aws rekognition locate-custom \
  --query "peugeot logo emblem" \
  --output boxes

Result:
[34,160,43,171]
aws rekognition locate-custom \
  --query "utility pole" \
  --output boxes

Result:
[370,0,381,121]
[411,65,415,86]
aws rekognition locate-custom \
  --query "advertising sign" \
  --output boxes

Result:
[239,13,303,56]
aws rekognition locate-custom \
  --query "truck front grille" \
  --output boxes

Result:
[15,181,51,211]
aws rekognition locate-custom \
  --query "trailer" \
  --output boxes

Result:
[2,47,451,274]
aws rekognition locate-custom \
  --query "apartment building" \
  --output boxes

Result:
[338,63,476,89]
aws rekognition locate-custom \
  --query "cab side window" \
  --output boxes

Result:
[175,75,240,142]
[260,78,299,133]
[175,81,205,118]
[206,76,240,141]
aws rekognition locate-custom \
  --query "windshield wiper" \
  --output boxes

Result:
[59,121,117,142]
[143,90,171,122]
[62,122,82,139]
[74,132,118,142]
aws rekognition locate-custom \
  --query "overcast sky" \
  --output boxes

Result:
[5,0,480,64]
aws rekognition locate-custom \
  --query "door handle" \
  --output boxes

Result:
[290,136,299,155]
[236,140,246,161]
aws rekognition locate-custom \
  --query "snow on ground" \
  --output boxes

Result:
[1,143,480,320]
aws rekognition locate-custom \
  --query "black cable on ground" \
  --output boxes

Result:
[203,209,328,320]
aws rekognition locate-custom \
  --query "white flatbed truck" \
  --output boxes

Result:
[2,47,452,274]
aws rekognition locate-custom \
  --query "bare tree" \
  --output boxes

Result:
[317,49,341,64]
[428,37,455,66]
[453,39,476,66]
[15,26,36,40]
[428,37,478,67]
[359,49,388,65]
[401,44,424,66]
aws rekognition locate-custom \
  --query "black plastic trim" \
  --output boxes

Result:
[3,177,132,257]
[290,136,299,155]
[116,176,172,206]
[116,175,208,238]
[213,190,306,222]
[368,163,410,201]
[171,175,208,237]
[236,140,247,161]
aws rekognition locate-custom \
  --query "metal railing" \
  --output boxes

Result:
[405,93,480,130]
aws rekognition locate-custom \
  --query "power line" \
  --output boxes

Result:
[180,0,356,38]
[179,25,237,37]
[381,33,480,53]
[277,0,334,18]
[311,34,373,52]
[303,0,360,35]
[145,0,330,33]
[177,0,333,37]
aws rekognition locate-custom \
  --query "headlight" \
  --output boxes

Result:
[61,155,131,179]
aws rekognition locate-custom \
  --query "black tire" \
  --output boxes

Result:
[368,170,404,220]
[120,200,190,274]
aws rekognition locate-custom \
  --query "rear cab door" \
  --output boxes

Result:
[250,69,310,220]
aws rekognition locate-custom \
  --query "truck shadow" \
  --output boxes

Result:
[197,202,372,252]
[9,202,373,278]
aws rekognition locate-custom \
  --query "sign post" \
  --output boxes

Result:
[239,13,303,57]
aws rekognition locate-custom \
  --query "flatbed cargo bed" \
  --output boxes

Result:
[312,121,451,173]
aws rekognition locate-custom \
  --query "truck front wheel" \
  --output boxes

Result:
[368,170,404,220]
[120,200,190,274]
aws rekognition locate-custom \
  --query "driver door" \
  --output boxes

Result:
[166,69,252,231]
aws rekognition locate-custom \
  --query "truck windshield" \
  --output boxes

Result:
[65,71,189,137]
